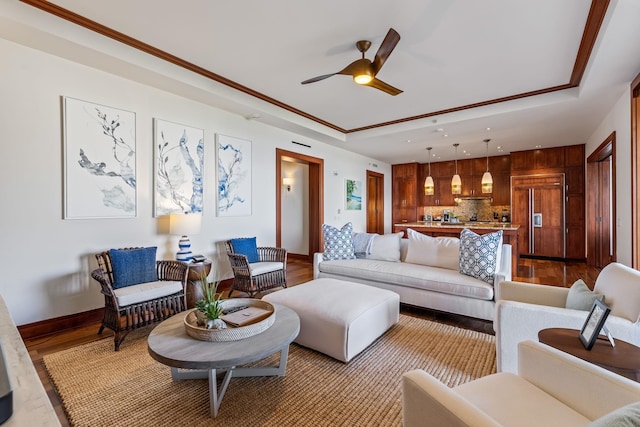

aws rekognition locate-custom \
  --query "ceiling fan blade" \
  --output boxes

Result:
[371,28,401,74]
[301,73,338,84]
[365,78,403,96]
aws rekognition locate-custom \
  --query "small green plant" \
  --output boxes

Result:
[195,272,223,320]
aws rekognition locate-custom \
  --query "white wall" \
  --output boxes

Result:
[281,161,309,255]
[0,37,391,325]
[586,88,632,266]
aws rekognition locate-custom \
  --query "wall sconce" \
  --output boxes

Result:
[282,177,293,192]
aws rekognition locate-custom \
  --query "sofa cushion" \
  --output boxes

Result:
[588,401,640,427]
[459,229,503,284]
[113,280,183,307]
[565,279,605,311]
[352,232,377,259]
[230,237,260,263]
[368,232,403,262]
[318,258,494,300]
[322,222,356,261]
[109,247,158,289]
[405,228,459,270]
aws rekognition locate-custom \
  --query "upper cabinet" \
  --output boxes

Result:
[419,155,510,206]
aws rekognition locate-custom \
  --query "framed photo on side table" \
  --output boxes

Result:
[579,300,611,350]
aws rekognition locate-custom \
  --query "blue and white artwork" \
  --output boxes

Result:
[346,179,362,210]
[63,97,136,219]
[154,119,204,216]
[217,134,252,216]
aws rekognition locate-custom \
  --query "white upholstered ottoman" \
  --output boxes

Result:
[262,278,400,362]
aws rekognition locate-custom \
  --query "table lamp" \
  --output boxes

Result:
[168,213,202,262]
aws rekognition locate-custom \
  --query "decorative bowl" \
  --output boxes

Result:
[184,298,275,342]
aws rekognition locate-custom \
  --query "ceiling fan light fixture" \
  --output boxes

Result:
[354,69,374,85]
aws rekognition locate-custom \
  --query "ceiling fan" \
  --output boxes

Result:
[301,28,403,96]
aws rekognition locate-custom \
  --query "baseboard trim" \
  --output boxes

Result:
[18,308,104,340]
[18,279,235,340]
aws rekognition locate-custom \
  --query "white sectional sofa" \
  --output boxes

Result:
[314,230,512,321]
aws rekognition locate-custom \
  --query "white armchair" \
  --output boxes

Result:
[402,340,640,427]
[495,262,640,374]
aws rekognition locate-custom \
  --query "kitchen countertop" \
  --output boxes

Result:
[394,221,520,230]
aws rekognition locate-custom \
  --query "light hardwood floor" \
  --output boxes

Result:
[25,257,601,427]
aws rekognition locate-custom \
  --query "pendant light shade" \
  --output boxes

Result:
[424,147,435,195]
[481,139,493,193]
[451,143,461,195]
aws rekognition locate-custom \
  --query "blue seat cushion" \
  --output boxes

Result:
[230,237,260,263]
[109,247,158,289]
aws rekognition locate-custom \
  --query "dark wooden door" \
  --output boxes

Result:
[366,170,384,234]
[533,185,565,258]
[511,187,531,255]
[587,134,616,267]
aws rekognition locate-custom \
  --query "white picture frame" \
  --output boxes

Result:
[63,96,136,219]
[216,134,252,216]
[154,119,204,216]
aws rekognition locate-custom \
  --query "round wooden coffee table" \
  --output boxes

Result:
[148,303,300,417]
[539,328,640,382]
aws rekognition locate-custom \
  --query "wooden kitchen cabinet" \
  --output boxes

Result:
[392,163,419,223]
[510,144,585,260]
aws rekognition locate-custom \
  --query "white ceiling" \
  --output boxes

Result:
[20,0,640,164]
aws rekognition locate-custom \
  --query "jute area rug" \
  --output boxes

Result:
[44,314,496,427]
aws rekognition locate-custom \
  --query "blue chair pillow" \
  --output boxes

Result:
[230,237,260,263]
[109,247,158,289]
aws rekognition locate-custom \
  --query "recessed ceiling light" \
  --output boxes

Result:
[486,127,491,131]
[407,139,411,143]
[535,145,542,148]
[443,134,448,137]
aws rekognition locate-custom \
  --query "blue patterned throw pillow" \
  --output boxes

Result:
[109,247,158,289]
[459,229,503,284]
[323,223,356,261]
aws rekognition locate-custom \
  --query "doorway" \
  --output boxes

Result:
[366,170,385,234]
[587,132,616,268]
[276,148,324,262]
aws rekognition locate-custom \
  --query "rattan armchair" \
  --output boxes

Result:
[91,248,188,351]
[225,241,287,297]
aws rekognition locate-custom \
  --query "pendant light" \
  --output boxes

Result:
[481,138,493,193]
[424,147,435,195]
[451,143,461,195]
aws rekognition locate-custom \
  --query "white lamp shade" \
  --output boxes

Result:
[424,175,435,195]
[168,213,202,236]
[481,171,493,193]
[451,174,462,195]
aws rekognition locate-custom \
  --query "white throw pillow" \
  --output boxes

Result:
[368,232,403,262]
[404,228,460,270]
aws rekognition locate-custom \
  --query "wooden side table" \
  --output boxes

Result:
[186,260,212,309]
[539,328,640,382]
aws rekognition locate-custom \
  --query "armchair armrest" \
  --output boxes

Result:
[402,370,501,427]
[519,340,640,420]
[495,299,640,374]
[495,281,569,307]
[227,253,252,278]
[91,268,116,297]
[313,253,324,279]
[258,246,287,262]
[156,260,188,287]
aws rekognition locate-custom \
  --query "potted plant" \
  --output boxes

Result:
[194,272,226,330]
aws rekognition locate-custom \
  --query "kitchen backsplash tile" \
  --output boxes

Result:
[422,198,510,222]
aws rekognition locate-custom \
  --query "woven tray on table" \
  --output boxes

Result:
[184,298,276,342]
